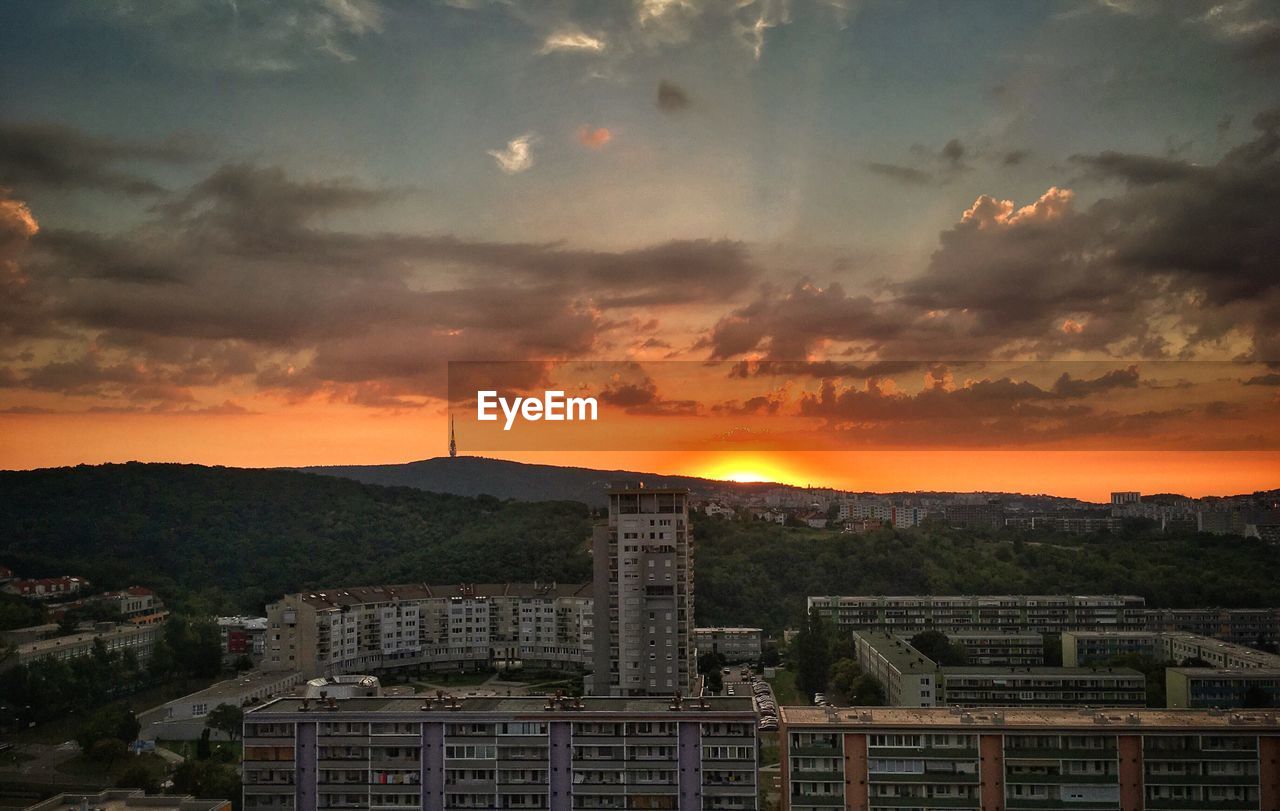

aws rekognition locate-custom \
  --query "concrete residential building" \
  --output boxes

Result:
[143,669,306,741]
[939,667,1147,707]
[1063,631,1280,670]
[591,484,695,697]
[946,632,1045,666]
[1062,631,1163,666]
[1166,668,1280,709]
[264,583,593,678]
[27,789,230,811]
[219,615,269,659]
[852,632,939,708]
[1144,607,1280,648]
[780,706,1280,811]
[242,694,758,811]
[694,628,763,664]
[1,621,161,670]
[809,594,1148,635]
[1161,633,1280,670]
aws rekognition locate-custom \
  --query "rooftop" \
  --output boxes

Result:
[27,790,228,811]
[282,582,592,609]
[1168,667,1280,677]
[854,631,937,674]
[778,706,1280,731]
[248,695,755,717]
[940,666,1145,678]
[694,627,764,634]
[165,669,302,705]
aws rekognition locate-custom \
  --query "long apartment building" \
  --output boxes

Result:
[242,694,758,811]
[809,595,1148,635]
[946,632,1045,666]
[1144,608,1280,648]
[1063,631,1280,670]
[781,706,1280,811]
[693,628,764,665]
[0,621,161,670]
[263,583,593,678]
[1167,669,1280,710]
[591,485,695,697]
[852,632,1146,708]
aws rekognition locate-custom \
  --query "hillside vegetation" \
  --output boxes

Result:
[0,464,1276,630]
[0,463,593,614]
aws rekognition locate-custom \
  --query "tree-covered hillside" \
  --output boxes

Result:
[694,516,1280,631]
[1,464,1276,631]
[0,463,593,613]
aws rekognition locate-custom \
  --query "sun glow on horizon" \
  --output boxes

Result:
[694,455,807,487]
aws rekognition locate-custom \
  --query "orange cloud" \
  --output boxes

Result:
[577,126,613,149]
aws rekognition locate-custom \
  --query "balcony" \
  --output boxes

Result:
[789,795,843,807]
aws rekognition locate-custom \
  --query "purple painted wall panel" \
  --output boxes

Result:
[679,721,702,811]
[294,722,317,811]
[550,721,572,811]
[422,722,444,811]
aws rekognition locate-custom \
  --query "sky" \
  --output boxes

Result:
[0,0,1278,499]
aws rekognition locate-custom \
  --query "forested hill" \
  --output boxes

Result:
[1,463,1278,630]
[0,463,594,613]
[298,456,753,506]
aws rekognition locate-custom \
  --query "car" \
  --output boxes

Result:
[727,687,735,695]
[758,719,779,731]
[721,667,731,674]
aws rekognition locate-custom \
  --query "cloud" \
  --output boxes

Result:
[597,374,699,416]
[0,122,205,196]
[705,106,1280,364]
[863,163,932,185]
[862,138,973,186]
[1002,149,1031,166]
[1243,372,1280,386]
[656,80,691,112]
[577,126,613,149]
[487,133,537,174]
[2,155,761,410]
[83,0,384,71]
[538,25,607,54]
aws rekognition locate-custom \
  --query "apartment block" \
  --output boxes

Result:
[220,615,269,658]
[1062,632,1163,667]
[1167,668,1280,709]
[242,694,758,811]
[1064,631,1280,670]
[0,621,161,670]
[780,706,1280,811]
[852,632,939,708]
[946,633,1045,666]
[591,485,695,697]
[809,595,1148,635]
[939,667,1147,707]
[264,583,593,678]
[694,628,763,664]
[1145,608,1280,648]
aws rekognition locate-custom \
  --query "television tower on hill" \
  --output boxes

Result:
[448,413,457,458]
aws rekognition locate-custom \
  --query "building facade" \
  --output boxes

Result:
[1166,668,1280,709]
[938,667,1146,707]
[694,628,763,664]
[591,485,695,697]
[263,583,593,678]
[1144,608,1280,648]
[946,633,1044,666]
[852,632,939,708]
[1,621,161,669]
[781,706,1280,811]
[242,694,758,811]
[810,595,1148,635]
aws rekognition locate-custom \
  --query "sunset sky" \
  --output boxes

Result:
[1,0,1277,499]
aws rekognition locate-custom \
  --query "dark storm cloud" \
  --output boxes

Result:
[6,158,759,405]
[0,122,204,196]
[1002,149,1030,166]
[597,375,698,416]
[862,162,932,185]
[862,139,971,186]
[656,80,690,112]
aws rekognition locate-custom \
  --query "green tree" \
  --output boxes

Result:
[173,760,242,811]
[196,728,212,760]
[76,703,140,753]
[795,611,834,700]
[206,703,245,742]
[909,631,968,666]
